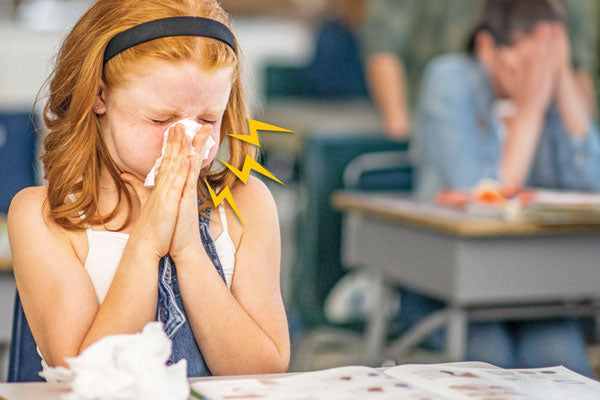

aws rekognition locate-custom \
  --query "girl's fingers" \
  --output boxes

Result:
[157,133,191,193]
[158,124,193,186]
[191,126,211,170]
[193,124,212,153]
[166,156,190,203]
[181,126,211,197]
[156,150,186,193]
[161,124,185,169]
[183,152,202,196]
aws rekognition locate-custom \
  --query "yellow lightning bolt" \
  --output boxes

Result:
[207,119,293,224]
[228,119,293,147]
[204,179,243,223]
[220,155,283,185]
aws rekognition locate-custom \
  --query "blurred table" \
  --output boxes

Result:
[332,191,600,364]
[0,217,14,383]
[0,259,10,272]
[0,217,12,271]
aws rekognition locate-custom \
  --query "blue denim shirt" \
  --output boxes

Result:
[414,53,600,200]
[157,207,226,377]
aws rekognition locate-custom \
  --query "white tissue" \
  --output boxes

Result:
[144,119,216,187]
[40,322,190,400]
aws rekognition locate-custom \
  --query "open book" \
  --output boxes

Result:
[191,363,600,400]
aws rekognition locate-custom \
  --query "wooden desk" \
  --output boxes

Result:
[0,259,11,272]
[0,217,14,382]
[0,218,9,272]
[332,191,600,363]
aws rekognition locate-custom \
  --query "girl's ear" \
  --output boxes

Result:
[93,81,107,115]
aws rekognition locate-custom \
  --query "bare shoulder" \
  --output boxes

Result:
[231,176,278,228]
[219,176,279,249]
[8,185,77,271]
[7,185,48,235]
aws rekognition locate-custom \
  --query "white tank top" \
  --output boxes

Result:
[85,204,236,303]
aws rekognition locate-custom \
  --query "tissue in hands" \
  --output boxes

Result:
[41,322,189,400]
[144,119,216,187]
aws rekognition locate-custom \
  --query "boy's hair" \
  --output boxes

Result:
[40,0,254,230]
[467,0,565,53]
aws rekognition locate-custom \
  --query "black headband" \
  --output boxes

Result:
[103,16,236,65]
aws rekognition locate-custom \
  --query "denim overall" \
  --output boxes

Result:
[156,207,225,377]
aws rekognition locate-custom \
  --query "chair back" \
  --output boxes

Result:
[7,291,43,382]
[291,135,412,329]
[0,112,37,213]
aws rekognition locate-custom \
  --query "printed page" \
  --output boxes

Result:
[191,365,448,400]
[384,364,600,400]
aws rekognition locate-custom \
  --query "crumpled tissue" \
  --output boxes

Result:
[40,322,190,400]
[144,118,216,187]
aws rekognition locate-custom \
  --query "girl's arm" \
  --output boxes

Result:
[9,186,101,368]
[174,176,290,375]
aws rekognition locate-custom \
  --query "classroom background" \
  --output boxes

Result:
[1,0,599,382]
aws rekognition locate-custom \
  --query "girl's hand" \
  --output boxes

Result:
[120,124,191,261]
[169,124,212,264]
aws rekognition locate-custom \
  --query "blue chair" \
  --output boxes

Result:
[0,112,38,214]
[7,291,43,382]
[291,135,412,330]
[2,112,42,381]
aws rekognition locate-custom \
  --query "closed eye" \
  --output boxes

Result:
[151,118,173,125]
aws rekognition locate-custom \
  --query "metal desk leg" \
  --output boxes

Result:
[446,307,467,361]
[387,309,449,358]
[364,271,392,365]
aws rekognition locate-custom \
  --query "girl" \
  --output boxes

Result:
[8,0,290,377]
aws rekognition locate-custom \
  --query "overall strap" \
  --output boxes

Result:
[198,207,227,283]
[157,255,185,338]
[157,205,226,339]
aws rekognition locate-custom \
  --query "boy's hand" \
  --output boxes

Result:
[502,24,557,118]
[551,23,571,75]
